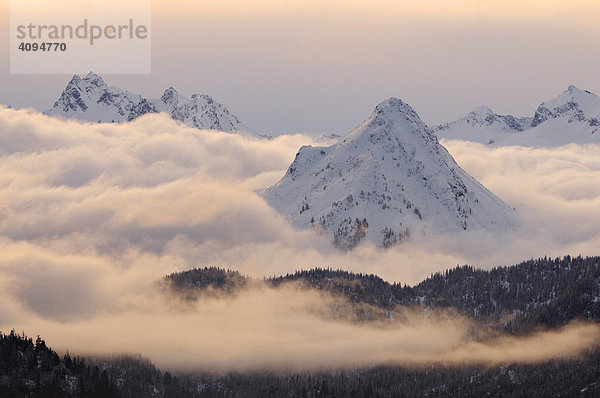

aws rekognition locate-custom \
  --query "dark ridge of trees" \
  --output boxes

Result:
[264,255,600,330]
[179,352,600,397]
[5,330,600,398]
[269,267,405,308]
[0,330,121,397]
[166,256,600,329]
[164,266,248,293]
[3,330,600,398]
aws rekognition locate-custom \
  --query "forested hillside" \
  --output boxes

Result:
[0,331,120,397]
[176,255,600,331]
[3,256,600,397]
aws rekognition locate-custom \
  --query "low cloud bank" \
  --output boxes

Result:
[3,279,599,372]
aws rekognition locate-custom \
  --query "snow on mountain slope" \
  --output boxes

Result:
[151,87,245,132]
[263,98,517,249]
[435,86,600,147]
[44,72,143,123]
[532,85,600,127]
[44,72,247,133]
[435,106,532,145]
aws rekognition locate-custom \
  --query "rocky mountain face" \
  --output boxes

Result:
[531,85,600,128]
[44,72,246,133]
[263,98,516,249]
[435,85,600,146]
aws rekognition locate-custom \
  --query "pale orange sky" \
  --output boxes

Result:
[1,0,599,134]
[154,0,600,27]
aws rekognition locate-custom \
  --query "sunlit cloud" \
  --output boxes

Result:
[1,107,600,370]
[2,276,598,372]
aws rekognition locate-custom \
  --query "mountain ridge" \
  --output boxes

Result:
[44,72,247,133]
[435,85,600,146]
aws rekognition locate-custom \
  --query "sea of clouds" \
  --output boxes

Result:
[1,106,599,370]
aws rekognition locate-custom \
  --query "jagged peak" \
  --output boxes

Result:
[47,73,247,133]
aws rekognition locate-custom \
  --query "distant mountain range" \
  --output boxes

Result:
[435,85,600,146]
[263,98,517,249]
[44,72,246,133]
[42,74,600,147]
[40,75,599,249]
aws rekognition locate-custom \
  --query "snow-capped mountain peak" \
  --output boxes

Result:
[45,73,247,133]
[374,97,423,120]
[47,71,141,121]
[345,97,434,148]
[154,90,245,132]
[435,85,600,146]
[361,97,428,131]
[532,85,600,127]
[434,104,532,145]
[263,97,517,249]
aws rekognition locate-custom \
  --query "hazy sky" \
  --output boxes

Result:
[1,0,600,135]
